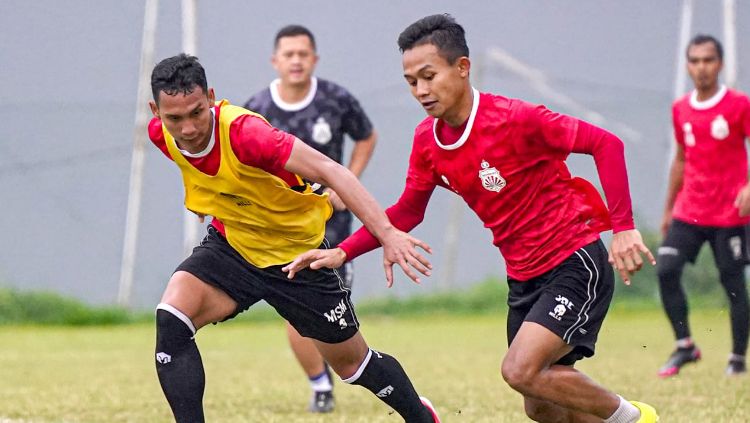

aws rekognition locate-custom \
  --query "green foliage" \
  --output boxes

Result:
[0,287,150,325]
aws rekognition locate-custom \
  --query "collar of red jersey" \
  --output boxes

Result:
[179,107,216,158]
[432,87,480,151]
[689,84,727,110]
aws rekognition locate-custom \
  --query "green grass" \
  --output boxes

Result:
[1,309,748,422]
[0,288,150,325]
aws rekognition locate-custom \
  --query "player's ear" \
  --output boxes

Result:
[207,88,215,104]
[457,57,471,78]
[149,100,160,118]
[271,51,280,71]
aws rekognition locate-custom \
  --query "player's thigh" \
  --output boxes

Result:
[658,220,706,273]
[709,224,750,272]
[163,226,266,329]
[261,264,359,344]
[523,240,614,364]
[161,271,238,330]
[504,321,572,374]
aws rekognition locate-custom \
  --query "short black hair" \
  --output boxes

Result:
[274,24,316,51]
[397,14,469,64]
[687,34,723,61]
[150,53,208,103]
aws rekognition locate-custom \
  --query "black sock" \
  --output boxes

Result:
[345,349,432,422]
[155,305,205,423]
[719,268,750,356]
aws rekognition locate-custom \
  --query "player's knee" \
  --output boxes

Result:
[155,303,197,360]
[500,357,537,395]
[656,256,682,283]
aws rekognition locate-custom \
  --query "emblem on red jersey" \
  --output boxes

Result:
[711,114,729,140]
[682,122,696,147]
[478,160,506,192]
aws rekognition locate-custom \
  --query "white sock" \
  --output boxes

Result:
[604,396,640,423]
[676,337,693,349]
[309,368,333,392]
[729,353,745,362]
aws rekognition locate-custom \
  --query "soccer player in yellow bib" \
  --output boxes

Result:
[148,54,441,423]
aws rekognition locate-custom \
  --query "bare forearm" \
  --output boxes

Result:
[285,138,392,242]
[316,161,393,242]
[664,158,684,213]
[347,133,377,178]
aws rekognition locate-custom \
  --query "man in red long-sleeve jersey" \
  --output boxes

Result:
[657,34,750,378]
[284,14,659,422]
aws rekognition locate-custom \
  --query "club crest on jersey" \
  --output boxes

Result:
[683,122,696,147]
[711,114,729,140]
[478,160,506,192]
[312,117,332,145]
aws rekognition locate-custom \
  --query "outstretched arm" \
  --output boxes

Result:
[572,121,655,284]
[338,185,433,259]
[325,130,377,211]
[282,138,432,286]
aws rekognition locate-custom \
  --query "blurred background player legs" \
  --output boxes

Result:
[243,24,376,411]
[657,222,750,376]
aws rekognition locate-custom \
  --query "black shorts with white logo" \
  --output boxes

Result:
[658,218,750,270]
[175,226,359,344]
[506,239,614,365]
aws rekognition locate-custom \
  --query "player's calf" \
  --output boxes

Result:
[155,304,205,423]
[343,348,436,422]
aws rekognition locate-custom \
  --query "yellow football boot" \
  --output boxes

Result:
[631,401,659,422]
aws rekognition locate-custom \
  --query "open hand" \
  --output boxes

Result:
[608,229,656,285]
[380,228,432,287]
[282,248,347,279]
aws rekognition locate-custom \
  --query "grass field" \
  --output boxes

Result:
[1,308,748,422]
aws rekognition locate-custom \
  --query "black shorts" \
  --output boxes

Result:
[175,226,359,344]
[325,210,354,288]
[506,240,614,365]
[659,219,750,271]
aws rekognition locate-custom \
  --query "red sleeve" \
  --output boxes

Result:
[338,186,434,261]
[148,117,173,160]
[572,120,634,232]
[672,104,685,146]
[228,114,296,174]
[517,102,579,155]
[743,96,750,138]
[405,128,440,191]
